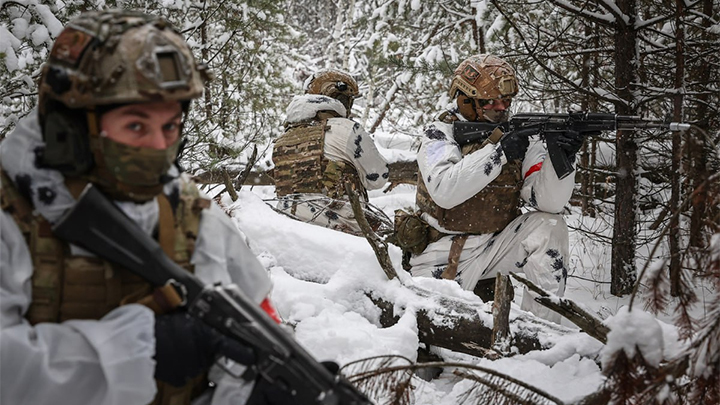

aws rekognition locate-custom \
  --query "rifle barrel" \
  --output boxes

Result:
[616,116,690,131]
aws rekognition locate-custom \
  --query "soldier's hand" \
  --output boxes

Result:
[500,131,530,161]
[556,130,598,161]
[154,311,256,387]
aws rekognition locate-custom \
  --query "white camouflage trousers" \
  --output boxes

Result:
[274,194,393,238]
[410,211,569,323]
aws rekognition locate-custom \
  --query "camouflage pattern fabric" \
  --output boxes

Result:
[416,140,522,234]
[274,194,393,239]
[39,10,205,114]
[274,119,367,201]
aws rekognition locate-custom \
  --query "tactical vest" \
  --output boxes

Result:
[416,132,523,235]
[0,170,211,405]
[273,116,367,201]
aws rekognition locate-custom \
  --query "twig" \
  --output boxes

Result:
[221,167,238,202]
[345,183,398,280]
[236,144,258,188]
[510,272,610,344]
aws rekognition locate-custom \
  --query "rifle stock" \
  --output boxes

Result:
[52,185,371,405]
[453,111,690,180]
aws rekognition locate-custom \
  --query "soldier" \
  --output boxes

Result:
[401,54,584,323]
[0,10,287,405]
[272,69,392,237]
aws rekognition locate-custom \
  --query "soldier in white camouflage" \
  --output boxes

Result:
[272,69,392,237]
[401,54,577,323]
[0,9,290,405]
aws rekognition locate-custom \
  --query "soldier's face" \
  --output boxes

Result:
[100,101,183,150]
[478,98,511,112]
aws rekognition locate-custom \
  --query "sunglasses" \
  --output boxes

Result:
[475,98,512,109]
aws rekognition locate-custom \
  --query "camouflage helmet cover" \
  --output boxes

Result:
[448,54,519,101]
[38,9,206,117]
[304,69,359,115]
[304,69,359,98]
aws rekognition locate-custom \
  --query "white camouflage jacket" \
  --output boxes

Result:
[417,110,576,230]
[283,94,389,191]
[0,111,272,405]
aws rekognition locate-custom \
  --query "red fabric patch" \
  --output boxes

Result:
[51,27,93,65]
[524,162,543,179]
[260,297,282,324]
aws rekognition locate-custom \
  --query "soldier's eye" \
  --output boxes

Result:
[127,122,143,132]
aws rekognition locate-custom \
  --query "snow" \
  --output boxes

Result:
[284,94,347,124]
[32,3,63,37]
[601,306,665,368]
[0,26,21,71]
[212,168,708,403]
[207,182,648,402]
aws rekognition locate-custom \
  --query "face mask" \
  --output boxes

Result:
[99,136,181,186]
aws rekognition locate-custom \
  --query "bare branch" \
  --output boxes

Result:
[345,183,398,280]
[510,272,610,344]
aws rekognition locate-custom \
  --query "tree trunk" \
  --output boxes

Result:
[687,0,716,251]
[342,0,355,71]
[580,23,600,217]
[200,14,212,120]
[470,5,486,54]
[491,273,513,353]
[669,0,685,296]
[610,0,639,296]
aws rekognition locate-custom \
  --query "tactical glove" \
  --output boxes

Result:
[556,130,599,162]
[154,311,257,387]
[500,131,530,161]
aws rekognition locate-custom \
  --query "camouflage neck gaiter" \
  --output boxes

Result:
[90,136,181,202]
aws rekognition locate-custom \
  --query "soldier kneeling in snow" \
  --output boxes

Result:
[398,55,585,323]
[272,69,393,238]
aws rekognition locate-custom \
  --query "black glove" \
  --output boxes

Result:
[556,130,599,162]
[500,131,530,161]
[154,311,256,387]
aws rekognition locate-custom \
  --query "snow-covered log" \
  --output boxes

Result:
[369,284,571,358]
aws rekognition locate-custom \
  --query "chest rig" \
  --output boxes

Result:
[1,170,211,405]
[273,114,367,201]
[416,120,523,235]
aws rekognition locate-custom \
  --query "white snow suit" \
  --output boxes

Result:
[0,111,272,405]
[410,110,575,323]
[273,95,391,236]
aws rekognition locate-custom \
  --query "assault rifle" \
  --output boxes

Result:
[453,112,690,180]
[52,185,371,405]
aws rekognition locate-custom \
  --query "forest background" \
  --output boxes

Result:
[1,1,719,403]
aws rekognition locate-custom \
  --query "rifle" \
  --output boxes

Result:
[453,112,690,180]
[52,185,371,405]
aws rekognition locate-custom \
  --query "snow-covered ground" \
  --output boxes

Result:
[205,134,698,403]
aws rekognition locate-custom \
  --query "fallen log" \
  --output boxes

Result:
[369,286,570,357]
[192,160,420,188]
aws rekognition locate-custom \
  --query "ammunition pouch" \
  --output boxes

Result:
[393,209,450,256]
[394,209,429,256]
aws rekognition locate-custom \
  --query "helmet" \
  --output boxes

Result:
[37,9,207,179]
[448,54,518,101]
[304,69,359,116]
